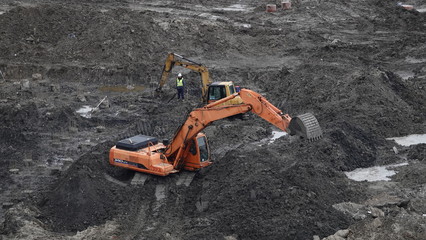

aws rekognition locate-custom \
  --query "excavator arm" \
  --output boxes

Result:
[157,53,212,101]
[165,89,322,168]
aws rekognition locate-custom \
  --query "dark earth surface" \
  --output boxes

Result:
[0,0,425,239]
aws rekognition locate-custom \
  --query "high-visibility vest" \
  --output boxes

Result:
[176,78,184,87]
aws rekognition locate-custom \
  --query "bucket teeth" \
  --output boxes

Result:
[288,113,322,140]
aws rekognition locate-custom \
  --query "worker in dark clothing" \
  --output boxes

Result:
[176,73,185,100]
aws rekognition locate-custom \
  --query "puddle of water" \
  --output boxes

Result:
[199,13,221,21]
[99,85,145,92]
[214,4,254,12]
[234,23,251,28]
[269,131,288,144]
[255,130,288,146]
[386,134,426,146]
[395,70,415,80]
[345,162,408,182]
[405,56,426,64]
[76,105,95,118]
[128,4,173,13]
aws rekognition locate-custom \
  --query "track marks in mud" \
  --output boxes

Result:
[131,172,149,185]
[119,172,197,239]
[176,171,196,187]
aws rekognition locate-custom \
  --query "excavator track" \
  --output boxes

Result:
[288,113,323,140]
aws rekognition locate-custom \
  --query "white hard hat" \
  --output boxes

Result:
[178,73,182,77]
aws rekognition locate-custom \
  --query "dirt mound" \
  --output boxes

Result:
[37,140,133,232]
[173,140,365,239]
[392,144,426,186]
[0,101,41,164]
[407,144,426,162]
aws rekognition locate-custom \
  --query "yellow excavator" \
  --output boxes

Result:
[156,53,242,105]
[109,88,323,176]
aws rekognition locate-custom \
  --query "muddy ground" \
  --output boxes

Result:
[0,0,425,239]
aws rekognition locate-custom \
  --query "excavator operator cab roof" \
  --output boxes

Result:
[209,81,234,86]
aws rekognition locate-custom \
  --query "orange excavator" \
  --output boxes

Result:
[109,89,322,176]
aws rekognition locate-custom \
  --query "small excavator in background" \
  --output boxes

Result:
[156,53,242,105]
[109,89,322,176]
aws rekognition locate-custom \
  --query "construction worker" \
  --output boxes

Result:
[176,73,185,100]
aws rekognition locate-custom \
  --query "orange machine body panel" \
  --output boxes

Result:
[109,133,212,176]
[109,143,175,176]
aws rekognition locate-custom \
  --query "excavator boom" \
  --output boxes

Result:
[165,89,322,167]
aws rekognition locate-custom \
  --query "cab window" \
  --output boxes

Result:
[229,85,235,94]
[197,136,209,162]
[208,86,226,100]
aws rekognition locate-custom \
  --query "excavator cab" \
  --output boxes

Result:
[207,81,243,105]
[181,133,212,171]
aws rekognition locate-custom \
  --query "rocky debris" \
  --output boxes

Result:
[49,84,59,92]
[364,193,409,208]
[368,207,385,218]
[8,169,19,174]
[407,144,426,161]
[392,146,399,154]
[20,80,30,91]
[2,203,13,210]
[96,125,105,133]
[76,94,86,102]
[22,158,33,167]
[333,202,369,221]
[99,99,110,109]
[31,73,42,81]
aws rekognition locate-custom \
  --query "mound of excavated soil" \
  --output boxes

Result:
[407,144,426,162]
[36,141,133,232]
[182,143,365,239]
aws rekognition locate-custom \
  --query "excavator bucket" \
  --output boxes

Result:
[287,113,323,140]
